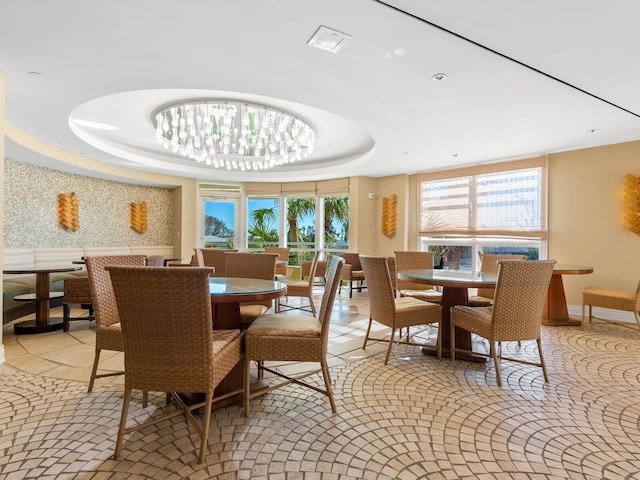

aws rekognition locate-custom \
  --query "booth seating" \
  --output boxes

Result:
[3,246,174,324]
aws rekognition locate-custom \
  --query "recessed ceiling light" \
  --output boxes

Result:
[432,73,447,81]
[73,119,119,130]
[307,26,351,53]
[587,128,598,134]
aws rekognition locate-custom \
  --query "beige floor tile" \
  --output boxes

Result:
[4,293,640,479]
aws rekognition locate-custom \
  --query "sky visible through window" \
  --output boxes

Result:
[205,199,315,233]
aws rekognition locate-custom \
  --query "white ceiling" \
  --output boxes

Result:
[2,0,640,185]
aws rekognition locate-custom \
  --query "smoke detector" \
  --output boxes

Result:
[307,26,351,53]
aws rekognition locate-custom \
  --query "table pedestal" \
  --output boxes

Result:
[542,274,582,326]
[422,287,487,363]
[13,272,65,334]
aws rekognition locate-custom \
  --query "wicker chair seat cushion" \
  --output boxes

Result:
[394,297,442,329]
[95,324,124,351]
[467,295,493,307]
[246,314,321,337]
[239,305,269,325]
[399,288,443,303]
[351,270,364,279]
[583,287,636,310]
[213,329,244,354]
[282,279,310,295]
[449,305,493,338]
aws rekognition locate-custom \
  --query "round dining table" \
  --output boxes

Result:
[542,263,593,326]
[205,277,287,409]
[398,269,498,362]
[4,266,82,334]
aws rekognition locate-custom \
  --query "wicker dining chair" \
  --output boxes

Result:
[394,251,443,303]
[360,255,442,364]
[276,250,321,316]
[85,255,147,392]
[582,281,640,330]
[62,276,94,332]
[468,254,527,307]
[226,252,278,326]
[106,265,243,464]
[243,255,344,415]
[451,260,556,387]
[339,252,367,298]
[194,248,238,276]
[264,247,290,278]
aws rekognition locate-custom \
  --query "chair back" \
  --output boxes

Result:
[265,247,289,276]
[318,256,345,346]
[359,255,396,328]
[304,250,321,286]
[85,255,147,328]
[105,266,215,393]
[477,253,526,299]
[194,248,238,276]
[226,252,277,280]
[340,252,362,271]
[491,260,556,341]
[395,251,436,292]
[145,255,165,266]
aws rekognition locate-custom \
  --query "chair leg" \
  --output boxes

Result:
[309,296,316,317]
[244,355,251,417]
[114,387,132,460]
[582,303,586,328]
[634,312,640,330]
[537,338,549,383]
[198,391,213,463]
[384,328,395,365]
[321,360,337,414]
[142,391,148,408]
[450,320,456,362]
[436,322,442,360]
[88,349,101,392]
[363,318,373,349]
[490,341,502,387]
[63,304,71,332]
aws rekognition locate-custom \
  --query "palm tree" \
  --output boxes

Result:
[286,198,315,246]
[248,207,278,246]
[323,196,349,245]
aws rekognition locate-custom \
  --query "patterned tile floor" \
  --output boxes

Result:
[2,290,640,479]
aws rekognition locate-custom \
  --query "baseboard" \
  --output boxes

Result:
[567,304,637,325]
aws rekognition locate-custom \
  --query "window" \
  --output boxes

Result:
[322,195,349,252]
[202,197,239,248]
[418,158,546,273]
[246,197,280,249]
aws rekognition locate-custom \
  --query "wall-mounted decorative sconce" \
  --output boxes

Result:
[57,192,79,232]
[623,173,640,235]
[381,193,397,238]
[130,201,148,234]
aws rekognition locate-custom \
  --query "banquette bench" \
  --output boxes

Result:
[3,246,174,324]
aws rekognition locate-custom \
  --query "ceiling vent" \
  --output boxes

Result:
[307,26,351,53]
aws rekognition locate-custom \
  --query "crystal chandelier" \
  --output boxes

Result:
[153,100,315,171]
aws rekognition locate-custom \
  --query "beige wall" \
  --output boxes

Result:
[348,176,377,255]
[548,141,640,307]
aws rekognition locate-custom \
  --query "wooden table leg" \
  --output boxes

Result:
[422,286,486,362]
[13,272,64,334]
[542,274,581,326]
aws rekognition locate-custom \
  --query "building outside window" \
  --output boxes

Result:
[417,157,547,273]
